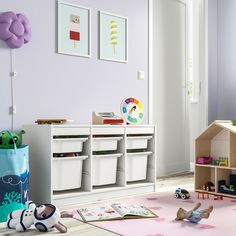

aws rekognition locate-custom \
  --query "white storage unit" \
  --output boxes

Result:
[23,125,156,206]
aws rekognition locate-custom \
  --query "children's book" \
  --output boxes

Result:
[77,204,158,222]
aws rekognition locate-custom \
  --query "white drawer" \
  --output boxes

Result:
[92,153,122,186]
[92,137,123,151]
[127,136,152,149]
[53,156,88,191]
[127,152,152,182]
[53,138,88,153]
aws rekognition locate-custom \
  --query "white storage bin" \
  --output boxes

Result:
[127,152,152,182]
[53,137,88,153]
[127,136,152,150]
[53,156,88,191]
[92,153,122,186]
[93,137,123,151]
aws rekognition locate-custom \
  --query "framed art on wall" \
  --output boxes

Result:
[58,0,91,57]
[99,11,128,63]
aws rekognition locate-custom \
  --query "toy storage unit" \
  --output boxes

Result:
[23,125,156,206]
[195,120,236,198]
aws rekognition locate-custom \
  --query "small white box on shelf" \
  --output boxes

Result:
[92,137,122,151]
[126,151,152,182]
[53,137,88,153]
[127,136,152,149]
[92,153,122,186]
[53,156,88,191]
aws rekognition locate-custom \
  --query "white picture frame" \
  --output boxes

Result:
[99,11,128,63]
[58,0,91,58]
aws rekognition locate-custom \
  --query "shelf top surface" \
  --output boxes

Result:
[24,124,156,128]
[195,164,236,170]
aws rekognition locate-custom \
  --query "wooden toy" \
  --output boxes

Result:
[120,98,144,125]
[92,112,123,125]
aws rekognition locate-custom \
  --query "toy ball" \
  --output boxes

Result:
[0,130,25,149]
[120,97,144,124]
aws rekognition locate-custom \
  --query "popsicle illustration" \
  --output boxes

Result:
[69,14,80,48]
[111,20,118,54]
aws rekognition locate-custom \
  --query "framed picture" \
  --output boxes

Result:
[99,11,128,63]
[58,0,91,57]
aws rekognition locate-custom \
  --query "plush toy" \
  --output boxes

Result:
[0,130,25,149]
[7,201,67,233]
[175,202,213,223]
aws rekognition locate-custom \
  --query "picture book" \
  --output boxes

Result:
[77,204,158,222]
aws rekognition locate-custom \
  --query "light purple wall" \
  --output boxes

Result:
[208,0,218,124]
[0,0,149,130]
[208,0,236,122]
[217,0,236,120]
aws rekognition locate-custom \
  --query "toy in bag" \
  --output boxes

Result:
[0,130,29,222]
[0,130,25,149]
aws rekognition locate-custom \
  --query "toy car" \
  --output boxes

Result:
[175,188,190,200]
[203,181,215,192]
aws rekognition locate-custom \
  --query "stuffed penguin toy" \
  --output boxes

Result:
[7,201,67,233]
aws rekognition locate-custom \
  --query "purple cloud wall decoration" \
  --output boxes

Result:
[0,11,32,48]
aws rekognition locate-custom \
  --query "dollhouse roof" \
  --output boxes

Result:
[196,120,236,140]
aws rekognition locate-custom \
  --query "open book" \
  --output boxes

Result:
[77,204,158,222]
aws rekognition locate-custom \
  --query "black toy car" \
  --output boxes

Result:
[175,188,190,199]
[203,181,215,192]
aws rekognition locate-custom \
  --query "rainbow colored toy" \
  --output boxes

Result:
[120,98,144,124]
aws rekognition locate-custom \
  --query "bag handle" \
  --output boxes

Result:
[7,130,17,151]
